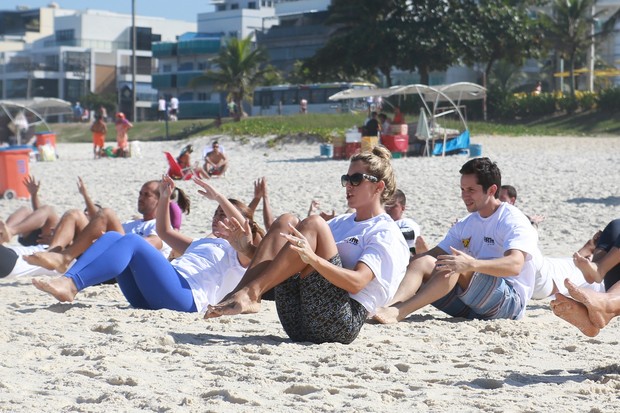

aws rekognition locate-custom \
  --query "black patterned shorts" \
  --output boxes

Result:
[275,254,368,344]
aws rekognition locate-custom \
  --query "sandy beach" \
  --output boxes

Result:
[0,134,619,412]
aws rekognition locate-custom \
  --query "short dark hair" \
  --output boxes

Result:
[500,185,517,200]
[459,157,501,198]
[390,188,406,206]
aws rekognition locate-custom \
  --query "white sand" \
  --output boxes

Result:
[0,134,619,412]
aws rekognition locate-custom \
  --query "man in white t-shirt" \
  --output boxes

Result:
[385,189,421,255]
[374,157,540,324]
[169,96,179,121]
[24,181,169,273]
[157,96,166,121]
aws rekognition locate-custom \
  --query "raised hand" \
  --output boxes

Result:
[192,176,220,201]
[159,175,176,200]
[23,175,40,196]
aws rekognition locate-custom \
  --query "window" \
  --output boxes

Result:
[55,29,74,42]
[197,62,207,70]
[162,64,172,73]
[248,2,256,9]
[197,92,210,101]
[231,3,239,10]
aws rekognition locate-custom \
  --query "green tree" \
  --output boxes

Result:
[539,0,599,97]
[305,0,402,85]
[460,0,540,88]
[191,35,271,120]
[395,0,467,85]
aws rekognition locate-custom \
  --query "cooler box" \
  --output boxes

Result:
[345,142,361,159]
[35,132,57,148]
[361,136,378,152]
[390,124,408,135]
[333,145,346,160]
[320,143,334,158]
[382,134,409,154]
[0,147,31,200]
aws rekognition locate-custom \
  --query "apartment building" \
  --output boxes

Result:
[0,6,195,120]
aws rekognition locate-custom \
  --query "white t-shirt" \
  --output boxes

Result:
[170,97,179,110]
[122,219,171,258]
[531,255,605,300]
[171,238,245,313]
[395,217,421,250]
[158,98,166,111]
[5,245,59,278]
[437,202,539,319]
[328,212,409,315]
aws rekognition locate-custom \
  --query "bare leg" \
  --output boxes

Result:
[24,208,123,272]
[573,247,620,285]
[414,235,430,254]
[45,209,90,252]
[0,220,11,244]
[374,261,463,324]
[550,293,600,337]
[2,205,58,244]
[565,279,620,329]
[205,213,337,318]
[32,276,78,302]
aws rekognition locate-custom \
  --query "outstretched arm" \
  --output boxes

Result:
[24,175,41,211]
[192,177,246,225]
[156,176,193,254]
[436,247,526,277]
[259,177,274,230]
[77,177,99,219]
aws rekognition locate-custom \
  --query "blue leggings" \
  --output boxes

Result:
[66,232,197,312]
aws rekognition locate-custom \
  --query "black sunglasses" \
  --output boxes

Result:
[341,173,379,187]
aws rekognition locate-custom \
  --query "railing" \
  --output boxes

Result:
[43,38,132,50]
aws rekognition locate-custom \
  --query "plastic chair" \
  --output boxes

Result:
[164,152,193,180]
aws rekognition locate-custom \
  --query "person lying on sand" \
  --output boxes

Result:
[571,219,620,291]
[25,180,168,272]
[205,147,410,344]
[0,175,59,246]
[373,158,540,324]
[32,176,263,313]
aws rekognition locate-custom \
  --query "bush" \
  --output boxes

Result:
[557,95,579,114]
[597,87,620,113]
[577,91,597,111]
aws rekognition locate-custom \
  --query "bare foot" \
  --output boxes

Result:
[565,279,615,329]
[204,289,261,319]
[372,306,401,324]
[32,276,78,302]
[0,220,12,244]
[550,293,600,337]
[577,230,602,257]
[572,252,602,284]
[24,251,72,273]
[415,236,430,254]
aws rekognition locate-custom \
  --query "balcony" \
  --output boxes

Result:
[178,39,221,56]
[152,42,177,57]
[152,73,176,89]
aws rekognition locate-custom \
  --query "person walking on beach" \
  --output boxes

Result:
[205,146,410,344]
[114,112,132,157]
[90,115,107,159]
[32,176,264,313]
[374,157,540,324]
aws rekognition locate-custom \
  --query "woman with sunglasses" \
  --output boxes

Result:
[32,176,264,314]
[206,146,410,344]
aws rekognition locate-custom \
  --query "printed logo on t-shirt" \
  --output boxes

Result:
[345,236,360,245]
[484,236,495,246]
[462,237,471,248]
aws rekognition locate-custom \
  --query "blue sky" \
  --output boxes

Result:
[3,1,213,23]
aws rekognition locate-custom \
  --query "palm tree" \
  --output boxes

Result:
[191,35,271,120]
[538,0,604,97]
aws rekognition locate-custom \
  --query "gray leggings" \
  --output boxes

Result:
[275,255,368,344]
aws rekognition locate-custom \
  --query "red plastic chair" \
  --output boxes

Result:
[164,152,193,180]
